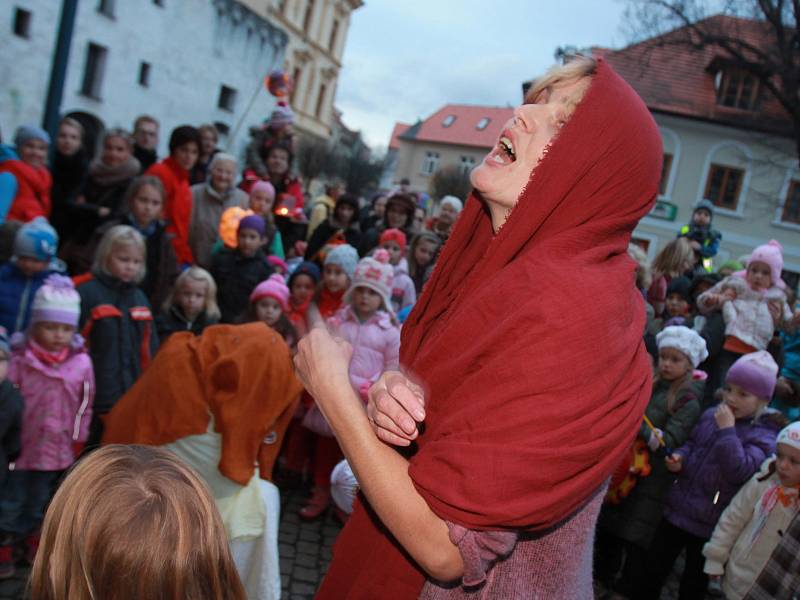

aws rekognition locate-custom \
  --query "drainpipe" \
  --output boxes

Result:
[42,0,79,140]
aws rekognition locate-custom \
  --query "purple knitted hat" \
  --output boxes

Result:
[31,274,80,328]
[725,351,779,401]
[238,214,266,237]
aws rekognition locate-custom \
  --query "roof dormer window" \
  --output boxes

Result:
[715,68,760,111]
[476,117,490,130]
[442,115,456,127]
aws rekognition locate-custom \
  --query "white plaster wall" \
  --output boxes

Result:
[1,0,287,161]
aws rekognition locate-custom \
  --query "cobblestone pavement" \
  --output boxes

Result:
[0,492,718,600]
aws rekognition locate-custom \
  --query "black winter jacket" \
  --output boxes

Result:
[156,306,218,345]
[211,248,274,323]
[77,271,159,414]
[0,379,23,486]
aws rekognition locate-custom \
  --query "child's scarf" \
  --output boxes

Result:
[319,58,662,598]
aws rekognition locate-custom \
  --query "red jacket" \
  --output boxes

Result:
[1,160,52,222]
[146,157,194,264]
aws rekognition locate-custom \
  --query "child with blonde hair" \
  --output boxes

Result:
[156,266,220,343]
[703,422,800,600]
[0,275,93,577]
[30,444,245,600]
[648,237,694,316]
[77,225,158,447]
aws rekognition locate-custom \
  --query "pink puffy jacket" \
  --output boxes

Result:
[329,306,400,397]
[9,335,94,471]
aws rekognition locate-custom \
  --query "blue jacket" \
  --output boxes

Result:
[0,262,57,334]
[664,406,784,538]
[0,146,19,223]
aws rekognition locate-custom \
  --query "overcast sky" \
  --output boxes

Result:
[336,0,630,150]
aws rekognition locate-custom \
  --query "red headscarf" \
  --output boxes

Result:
[318,58,661,598]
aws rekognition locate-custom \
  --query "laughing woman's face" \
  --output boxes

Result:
[470,77,590,228]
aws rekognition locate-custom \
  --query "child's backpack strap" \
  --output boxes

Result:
[129,306,154,370]
[80,305,123,347]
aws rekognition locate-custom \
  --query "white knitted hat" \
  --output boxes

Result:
[777,422,800,453]
[656,325,708,368]
[30,274,80,328]
[343,249,394,313]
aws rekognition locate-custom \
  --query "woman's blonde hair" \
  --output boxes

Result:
[30,445,246,600]
[92,225,147,284]
[58,117,84,140]
[524,55,597,106]
[627,243,652,291]
[652,237,693,279]
[162,266,221,320]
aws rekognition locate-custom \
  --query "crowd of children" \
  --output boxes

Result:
[0,117,459,582]
[595,200,800,599]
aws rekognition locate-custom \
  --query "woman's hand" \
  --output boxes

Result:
[366,371,426,446]
[715,404,735,429]
[665,453,683,473]
[293,326,353,408]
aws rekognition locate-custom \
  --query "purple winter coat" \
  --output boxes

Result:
[9,334,94,471]
[663,405,783,539]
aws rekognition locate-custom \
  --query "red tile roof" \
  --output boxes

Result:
[399,104,514,149]
[600,15,792,136]
[388,122,410,150]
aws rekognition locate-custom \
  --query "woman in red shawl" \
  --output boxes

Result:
[294,56,662,598]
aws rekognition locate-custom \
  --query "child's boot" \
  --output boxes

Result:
[299,486,330,520]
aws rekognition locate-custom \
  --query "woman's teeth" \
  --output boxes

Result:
[499,136,516,161]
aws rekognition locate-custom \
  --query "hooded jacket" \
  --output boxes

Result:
[0,145,52,222]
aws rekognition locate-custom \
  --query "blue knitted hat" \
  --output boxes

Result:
[14,217,58,261]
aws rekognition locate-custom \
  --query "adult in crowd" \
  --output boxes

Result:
[427,195,463,244]
[305,193,362,265]
[49,117,88,239]
[244,105,296,179]
[60,128,140,273]
[132,115,159,173]
[240,142,305,254]
[146,125,201,266]
[359,192,387,232]
[190,123,221,185]
[293,56,662,597]
[0,125,52,222]
[189,153,249,269]
[359,192,416,256]
[306,181,344,240]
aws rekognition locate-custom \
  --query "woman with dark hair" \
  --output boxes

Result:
[359,192,388,232]
[304,193,361,265]
[293,56,662,598]
[239,143,305,255]
[359,192,416,256]
[50,117,88,240]
[146,125,201,266]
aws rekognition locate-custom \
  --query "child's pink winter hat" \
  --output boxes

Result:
[744,240,785,289]
[250,274,290,312]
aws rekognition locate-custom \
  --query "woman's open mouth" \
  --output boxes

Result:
[490,135,516,165]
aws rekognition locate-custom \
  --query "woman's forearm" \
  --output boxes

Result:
[319,379,464,581]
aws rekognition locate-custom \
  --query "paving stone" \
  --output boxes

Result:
[293,566,319,583]
[298,528,320,543]
[279,542,295,558]
[296,541,319,555]
[290,581,317,595]
[294,552,317,568]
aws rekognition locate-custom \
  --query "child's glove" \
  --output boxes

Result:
[647,428,664,452]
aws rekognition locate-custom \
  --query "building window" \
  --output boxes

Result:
[476,117,490,130]
[315,83,326,119]
[138,62,151,87]
[716,68,759,111]
[782,180,800,224]
[217,85,237,112]
[442,115,456,128]
[80,42,108,100]
[329,19,339,52]
[421,151,440,176]
[659,153,673,196]
[704,164,744,211]
[290,67,302,107]
[303,0,314,33]
[97,0,116,18]
[12,8,32,38]
[459,155,476,175]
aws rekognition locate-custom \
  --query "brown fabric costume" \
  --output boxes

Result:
[103,323,302,484]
